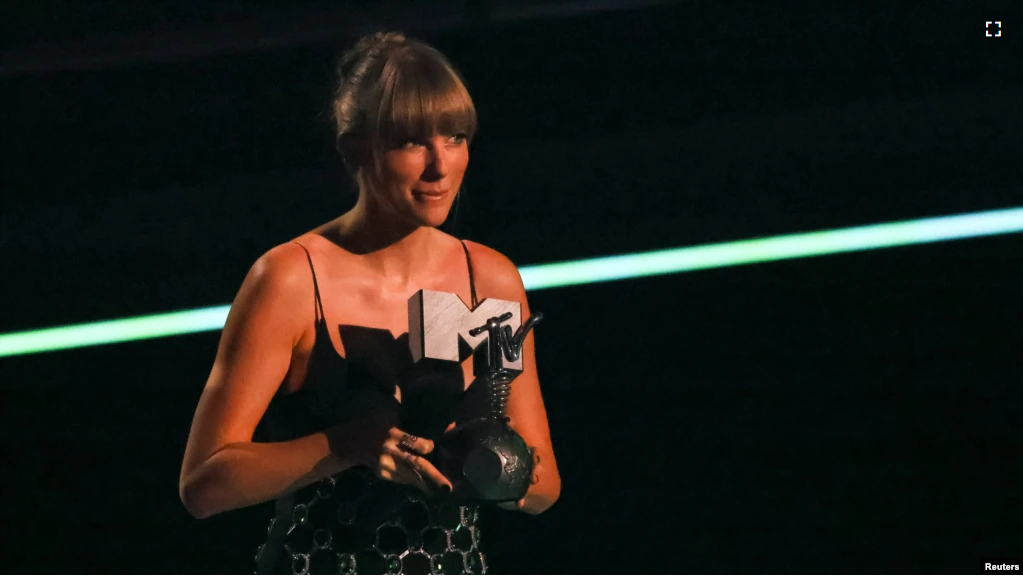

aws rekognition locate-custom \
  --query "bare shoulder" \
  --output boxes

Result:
[460,239,526,300]
[246,240,316,294]
[217,240,318,355]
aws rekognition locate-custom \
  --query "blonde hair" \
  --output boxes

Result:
[333,32,477,177]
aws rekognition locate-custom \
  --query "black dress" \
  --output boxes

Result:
[254,241,491,575]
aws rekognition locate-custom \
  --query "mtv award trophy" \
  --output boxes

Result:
[407,290,543,503]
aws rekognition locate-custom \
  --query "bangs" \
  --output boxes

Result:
[373,53,477,147]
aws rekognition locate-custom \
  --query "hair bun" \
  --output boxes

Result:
[338,31,408,79]
[362,31,408,48]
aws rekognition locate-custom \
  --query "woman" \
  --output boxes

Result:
[178,32,561,574]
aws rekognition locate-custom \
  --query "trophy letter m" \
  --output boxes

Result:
[408,290,524,372]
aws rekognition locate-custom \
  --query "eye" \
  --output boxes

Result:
[448,133,467,145]
[393,138,423,150]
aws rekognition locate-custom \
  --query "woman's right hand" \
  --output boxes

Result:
[331,417,453,497]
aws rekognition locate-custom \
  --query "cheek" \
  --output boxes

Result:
[381,154,423,185]
[452,150,470,177]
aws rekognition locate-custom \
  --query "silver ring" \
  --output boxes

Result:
[399,433,418,452]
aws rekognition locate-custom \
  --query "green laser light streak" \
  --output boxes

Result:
[2,207,1022,358]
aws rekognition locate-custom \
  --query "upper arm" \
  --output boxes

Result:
[468,243,561,481]
[180,243,314,482]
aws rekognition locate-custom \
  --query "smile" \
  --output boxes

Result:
[413,190,449,202]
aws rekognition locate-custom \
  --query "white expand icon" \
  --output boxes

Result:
[985,21,1002,37]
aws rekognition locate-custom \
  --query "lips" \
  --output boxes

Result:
[413,190,449,201]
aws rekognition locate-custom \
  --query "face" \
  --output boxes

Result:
[367,132,469,229]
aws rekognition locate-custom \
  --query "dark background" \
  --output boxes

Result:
[1,1,1021,573]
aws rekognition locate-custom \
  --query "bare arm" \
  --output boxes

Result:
[468,242,562,515]
[179,244,354,519]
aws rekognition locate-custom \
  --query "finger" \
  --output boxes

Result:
[392,429,435,455]
[397,432,418,453]
[376,456,397,481]
[529,447,541,465]
[531,472,540,485]
[377,454,410,484]
[403,451,453,491]
[444,421,457,433]
[516,498,526,508]
[393,451,435,496]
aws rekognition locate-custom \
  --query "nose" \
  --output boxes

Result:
[423,139,449,180]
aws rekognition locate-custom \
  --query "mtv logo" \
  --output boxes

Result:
[408,289,524,372]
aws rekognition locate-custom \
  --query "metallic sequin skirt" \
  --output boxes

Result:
[256,468,487,575]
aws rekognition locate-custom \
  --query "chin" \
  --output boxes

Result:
[421,212,452,228]
[402,211,449,230]
[409,203,454,228]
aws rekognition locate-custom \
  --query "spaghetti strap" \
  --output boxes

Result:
[293,242,326,322]
[460,240,478,309]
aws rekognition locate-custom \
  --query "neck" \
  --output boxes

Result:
[333,194,437,284]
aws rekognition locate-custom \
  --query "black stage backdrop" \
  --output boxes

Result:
[1,1,1020,573]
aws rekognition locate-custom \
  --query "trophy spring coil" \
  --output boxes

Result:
[487,368,515,421]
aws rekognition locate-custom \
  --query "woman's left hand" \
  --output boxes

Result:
[496,446,542,511]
